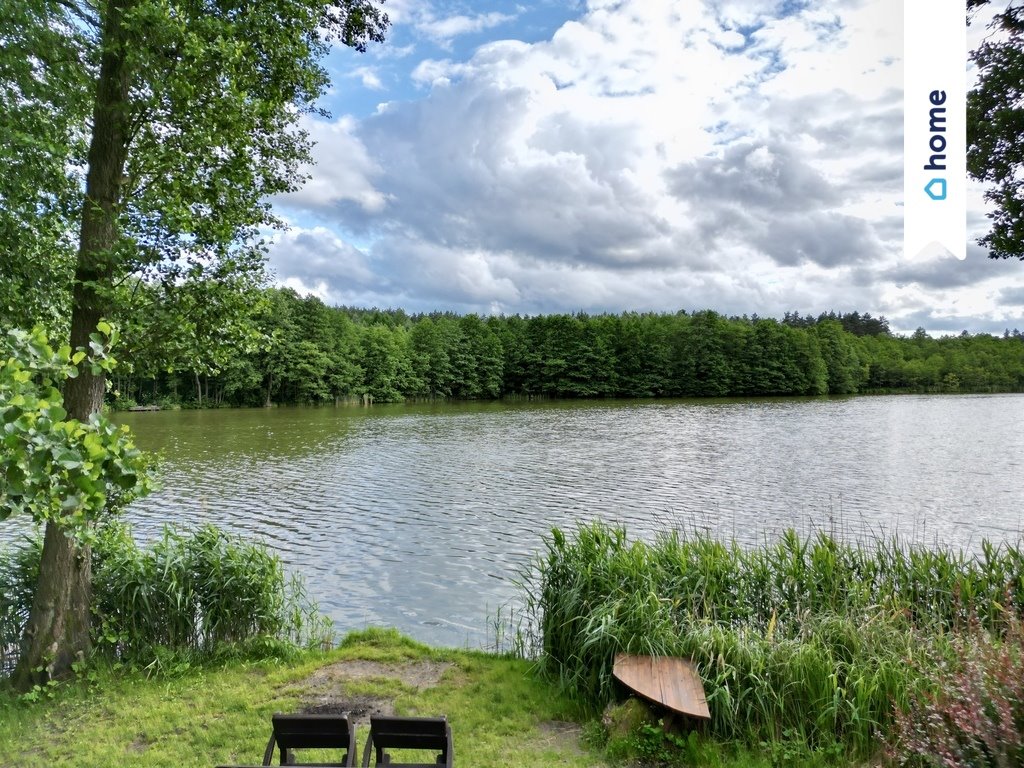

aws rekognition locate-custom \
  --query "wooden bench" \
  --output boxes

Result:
[361,715,452,767]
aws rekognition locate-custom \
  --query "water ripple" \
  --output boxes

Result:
[3,395,1023,647]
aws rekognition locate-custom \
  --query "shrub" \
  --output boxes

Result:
[625,721,699,766]
[887,620,1024,767]
[154,395,181,410]
[110,395,138,411]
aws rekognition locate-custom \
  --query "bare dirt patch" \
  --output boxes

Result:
[298,660,454,725]
[307,660,453,690]
[536,720,586,756]
[301,692,395,721]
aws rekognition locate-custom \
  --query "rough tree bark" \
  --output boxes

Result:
[13,0,131,689]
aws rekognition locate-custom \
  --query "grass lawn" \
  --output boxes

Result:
[0,628,857,767]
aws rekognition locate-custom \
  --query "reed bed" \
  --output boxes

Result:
[91,523,332,662]
[0,536,40,677]
[1,522,331,677]
[519,522,1024,754]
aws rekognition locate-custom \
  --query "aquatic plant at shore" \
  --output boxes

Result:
[1,522,331,677]
[0,537,40,677]
[519,521,1024,754]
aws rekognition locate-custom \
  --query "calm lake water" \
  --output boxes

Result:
[6,395,1024,647]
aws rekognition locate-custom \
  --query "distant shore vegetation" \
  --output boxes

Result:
[112,288,1024,409]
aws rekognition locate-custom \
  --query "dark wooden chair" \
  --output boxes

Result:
[216,713,356,767]
[361,715,452,767]
[265,714,357,766]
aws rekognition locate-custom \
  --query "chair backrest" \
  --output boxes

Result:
[267,713,355,766]
[363,715,452,767]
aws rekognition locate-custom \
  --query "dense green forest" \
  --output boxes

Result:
[110,287,1024,408]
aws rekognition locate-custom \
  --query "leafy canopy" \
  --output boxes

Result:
[0,0,388,347]
[0,327,154,536]
[0,1,91,334]
[968,0,1024,258]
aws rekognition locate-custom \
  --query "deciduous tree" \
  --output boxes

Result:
[2,0,387,686]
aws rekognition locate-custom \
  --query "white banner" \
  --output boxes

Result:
[904,1,967,261]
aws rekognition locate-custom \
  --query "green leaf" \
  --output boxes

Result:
[55,451,82,470]
[44,404,67,422]
[1,326,154,528]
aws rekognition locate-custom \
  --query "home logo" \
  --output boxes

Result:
[925,179,946,201]
[903,3,965,261]
[923,90,949,202]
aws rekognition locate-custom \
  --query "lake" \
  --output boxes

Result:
[5,394,1024,648]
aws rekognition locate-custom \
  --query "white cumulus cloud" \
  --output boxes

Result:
[268,0,1024,333]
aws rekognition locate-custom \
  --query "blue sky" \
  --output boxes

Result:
[266,0,1024,335]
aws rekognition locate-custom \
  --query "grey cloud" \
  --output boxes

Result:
[801,97,903,157]
[332,199,382,237]
[274,117,387,218]
[752,213,880,267]
[791,269,883,313]
[268,229,382,292]
[667,137,886,268]
[886,243,1018,290]
[998,286,1024,306]
[528,112,644,182]
[268,0,1013,332]
[871,214,903,244]
[847,265,881,288]
[752,91,904,195]
[967,207,992,235]
[670,140,843,212]
[891,307,1024,337]
[848,163,902,191]
[371,236,521,307]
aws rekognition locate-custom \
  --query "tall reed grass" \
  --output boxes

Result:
[0,536,40,677]
[1,522,332,677]
[519,522,1024,754]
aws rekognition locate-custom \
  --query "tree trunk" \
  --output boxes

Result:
[14,0,131,690]
[11,525,93,689]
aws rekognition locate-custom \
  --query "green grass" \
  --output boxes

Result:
[0,629,596,768]
[0,628,865,767]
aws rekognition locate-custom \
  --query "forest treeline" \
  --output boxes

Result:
[113,288,1024,407]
